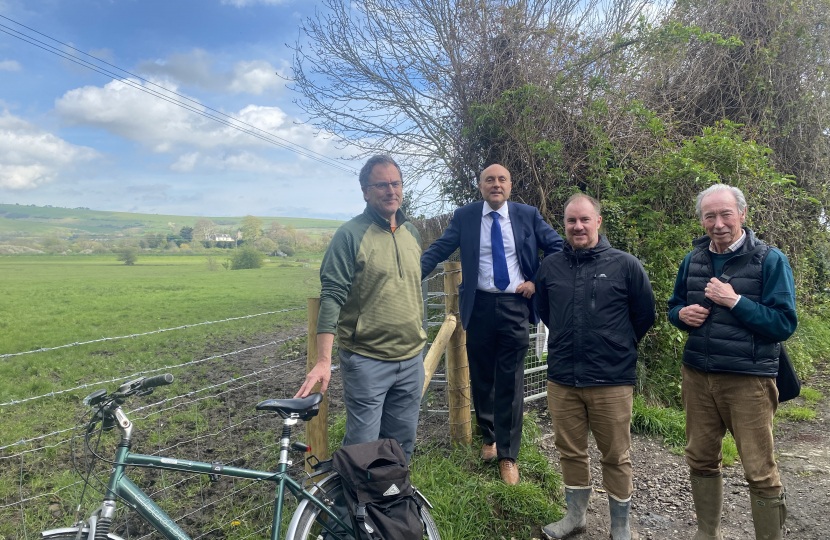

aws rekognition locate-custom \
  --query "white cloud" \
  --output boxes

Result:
[55,78,345,161]
[171,150,292,173]
[137,49,285,95]
[0,111,99,190]
[0,60,21,71]
[221,0,288,6]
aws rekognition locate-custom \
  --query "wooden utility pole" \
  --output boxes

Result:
[443,262,472,445]
[305,298,329,472]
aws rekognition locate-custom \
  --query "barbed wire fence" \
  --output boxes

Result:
[0,306,314,540]
[1,264,549,540]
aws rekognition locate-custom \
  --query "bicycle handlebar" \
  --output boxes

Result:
[139,373,174,390]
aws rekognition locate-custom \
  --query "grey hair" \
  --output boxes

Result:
[695,184,747,218]
[359,155,402,187]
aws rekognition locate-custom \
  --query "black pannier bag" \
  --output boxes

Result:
[776,343,801,403]
[331,438,425,540]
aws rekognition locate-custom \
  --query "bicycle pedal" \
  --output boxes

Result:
[208,461,223,482]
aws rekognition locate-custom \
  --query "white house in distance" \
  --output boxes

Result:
[210,233,235,242]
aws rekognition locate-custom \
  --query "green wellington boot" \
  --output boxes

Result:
[750,489,787,540]
[542,486,592,539]
[690,474,723,540]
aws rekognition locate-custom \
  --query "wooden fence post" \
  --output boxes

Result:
[422,314,457,396]
[305,298,329,472]
[443,261,472,445]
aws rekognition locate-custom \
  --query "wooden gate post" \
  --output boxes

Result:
[305,298,329,472]
[443,262,472,445]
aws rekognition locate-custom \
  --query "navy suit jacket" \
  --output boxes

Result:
[421,201,563,330]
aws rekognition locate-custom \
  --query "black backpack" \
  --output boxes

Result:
[331,439,425,540]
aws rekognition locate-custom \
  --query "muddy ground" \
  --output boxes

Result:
[530,369,830,540]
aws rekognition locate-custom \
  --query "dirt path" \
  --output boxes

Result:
[532,372,830,539]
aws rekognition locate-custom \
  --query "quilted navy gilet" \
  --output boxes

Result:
[682,228,780,377]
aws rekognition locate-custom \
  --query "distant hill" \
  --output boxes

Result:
[0,204,344,241]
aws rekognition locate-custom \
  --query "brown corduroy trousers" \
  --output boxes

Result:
[681,364,782,497]
[546,381,634,500]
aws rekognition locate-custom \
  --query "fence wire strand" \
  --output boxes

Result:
[0,306,306,359]
[0,332,307,409]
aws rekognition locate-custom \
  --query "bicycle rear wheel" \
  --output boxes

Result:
[287,474,440,540]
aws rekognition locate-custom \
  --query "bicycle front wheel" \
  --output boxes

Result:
[287,474,441,540]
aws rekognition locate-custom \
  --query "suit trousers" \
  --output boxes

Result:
[546,381,634,500]
[681,364,781,497]
[465,290,530,461]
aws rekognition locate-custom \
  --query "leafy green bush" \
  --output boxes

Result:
[468,92,828,405]
[230,246,263,270]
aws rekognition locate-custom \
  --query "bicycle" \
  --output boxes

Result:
[40,373,441,540]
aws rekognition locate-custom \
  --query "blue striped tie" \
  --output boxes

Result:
[491,212,509,291]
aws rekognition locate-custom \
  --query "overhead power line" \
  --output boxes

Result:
[0,15,358,175]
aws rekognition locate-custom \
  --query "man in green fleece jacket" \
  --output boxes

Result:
[295,155,427,461]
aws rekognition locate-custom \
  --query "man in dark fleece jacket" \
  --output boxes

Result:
[536,194,655,540]
[668,184,797,540]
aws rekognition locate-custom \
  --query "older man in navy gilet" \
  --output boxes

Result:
[669,184,797,540]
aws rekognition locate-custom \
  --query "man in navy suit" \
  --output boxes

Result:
[421,163,563,484]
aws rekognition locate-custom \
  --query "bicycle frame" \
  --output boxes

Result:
[88,408,354,540]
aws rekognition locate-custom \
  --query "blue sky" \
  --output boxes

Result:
[0,0,366,220]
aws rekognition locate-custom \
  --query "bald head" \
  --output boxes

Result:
[479,164,512,209]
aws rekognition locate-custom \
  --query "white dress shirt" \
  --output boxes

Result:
[477,202,525,293]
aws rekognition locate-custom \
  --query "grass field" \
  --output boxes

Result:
[0,254,322,442]
[0,203,343,241]
[0,253,328,538]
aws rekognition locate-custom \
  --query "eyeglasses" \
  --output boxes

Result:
[366,181,403,191]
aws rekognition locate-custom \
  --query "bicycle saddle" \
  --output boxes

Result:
[256,393,323,420]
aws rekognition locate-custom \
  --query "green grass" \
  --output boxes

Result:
[0,254,320,448]
[412,416,561,539]
[799,387,824,404]
[787,307,830,380]
[0,203,343,240]
[327,412,562,540]
[632,395,738,466]
[776,405,818,422]
[773,386,823,422]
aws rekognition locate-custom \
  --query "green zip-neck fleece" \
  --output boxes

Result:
[317,204,427,361]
